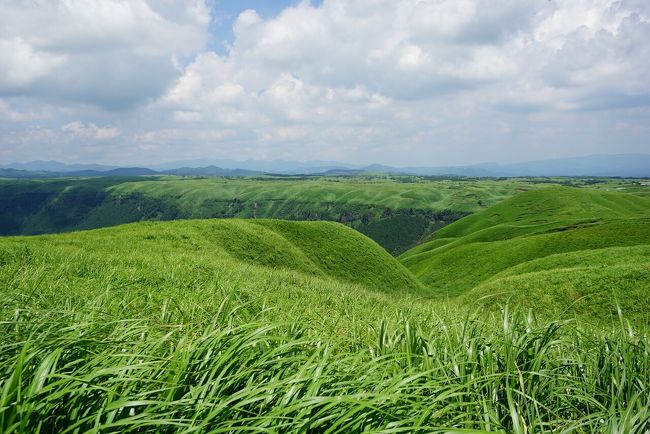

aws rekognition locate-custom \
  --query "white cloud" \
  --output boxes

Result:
[0,99,50,121]
[0,0,210,108]
[0,38,66,88]
[163,0,649,116]
[173,111,204,122]
[62,121,120,140]
[1,0,650,165]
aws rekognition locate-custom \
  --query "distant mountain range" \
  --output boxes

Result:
[2,161,119,172]
[148,158,358,173]
[0,167,159,179]
[163,166,263,177]
[2,154,650,178]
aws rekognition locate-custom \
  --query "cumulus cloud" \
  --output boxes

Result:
[62,121,120,140]
[1,0,650,165]
[166,0,649,111]
[0,38,67,88]
[0,99,51,121]
[145,0,648,164]
[0,0,210,108]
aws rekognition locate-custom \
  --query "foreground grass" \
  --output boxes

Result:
[2,302,648,433]
[1,217,649,432]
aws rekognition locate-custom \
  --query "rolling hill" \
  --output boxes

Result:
[400,187,650,323]
[0,219,425,305]
[1,176,548,253]
[2,188,649,432]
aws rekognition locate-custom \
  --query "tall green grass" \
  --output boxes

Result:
[2,198,650,432]
[2,301,648,433]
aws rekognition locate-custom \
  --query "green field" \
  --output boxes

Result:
[0,176,558,254]
[2,178,650,432]
[106,177,524,214]
[400,187,650,324]
[2,218,649,432]
[3,175,647,254]
[0,220,426,332]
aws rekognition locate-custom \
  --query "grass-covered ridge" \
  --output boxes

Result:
[3,176,648,254]
[400,187,650,323]
[0,219,424,297]
[432,187,650,239]
[0,176,557,253]
[106,177,523,215]
[462,245,650,322]
[2,196,650,431]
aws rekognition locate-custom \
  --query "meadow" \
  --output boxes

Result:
[1,176,554,253]
[1,178,649,432]
[2,175,643,254]
[399,188,650,325]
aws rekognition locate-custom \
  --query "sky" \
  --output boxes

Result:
[0,0,649,167]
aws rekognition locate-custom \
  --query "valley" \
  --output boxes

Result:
[3,175,642,253]
[399,187,650,323]
[1,175,649,432]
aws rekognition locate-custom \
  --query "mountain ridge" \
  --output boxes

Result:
[3,154,650,178]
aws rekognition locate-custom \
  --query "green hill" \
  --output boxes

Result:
[461,245,650,322]
[179,218,424,293]
[0,219,424,304]
[77,177,531,254]
[2,189,650,432]
[4,176,647,254]
[0,176,554,254]
[400,187,650,322]
[432,187,650,239]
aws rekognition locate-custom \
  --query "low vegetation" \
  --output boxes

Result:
[400,187,650,324]
[1,218,649,432]
[0,176,554,253]
[2,178,649,431]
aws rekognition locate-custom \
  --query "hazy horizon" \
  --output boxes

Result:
[4,152,650,170]
[1,0,649,166]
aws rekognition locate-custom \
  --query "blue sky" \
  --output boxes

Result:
[208,1,303,53]
[0,0,648,166]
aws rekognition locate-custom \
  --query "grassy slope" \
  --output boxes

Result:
[462,245,650,323]
[400,187,650,322]
[2,176,557,254]
[2,192,650,432]
[0,177,139,235]
[432,187,650,239]
[0,219,424,303]
[100,178,547,254]
[107,177,531,215]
